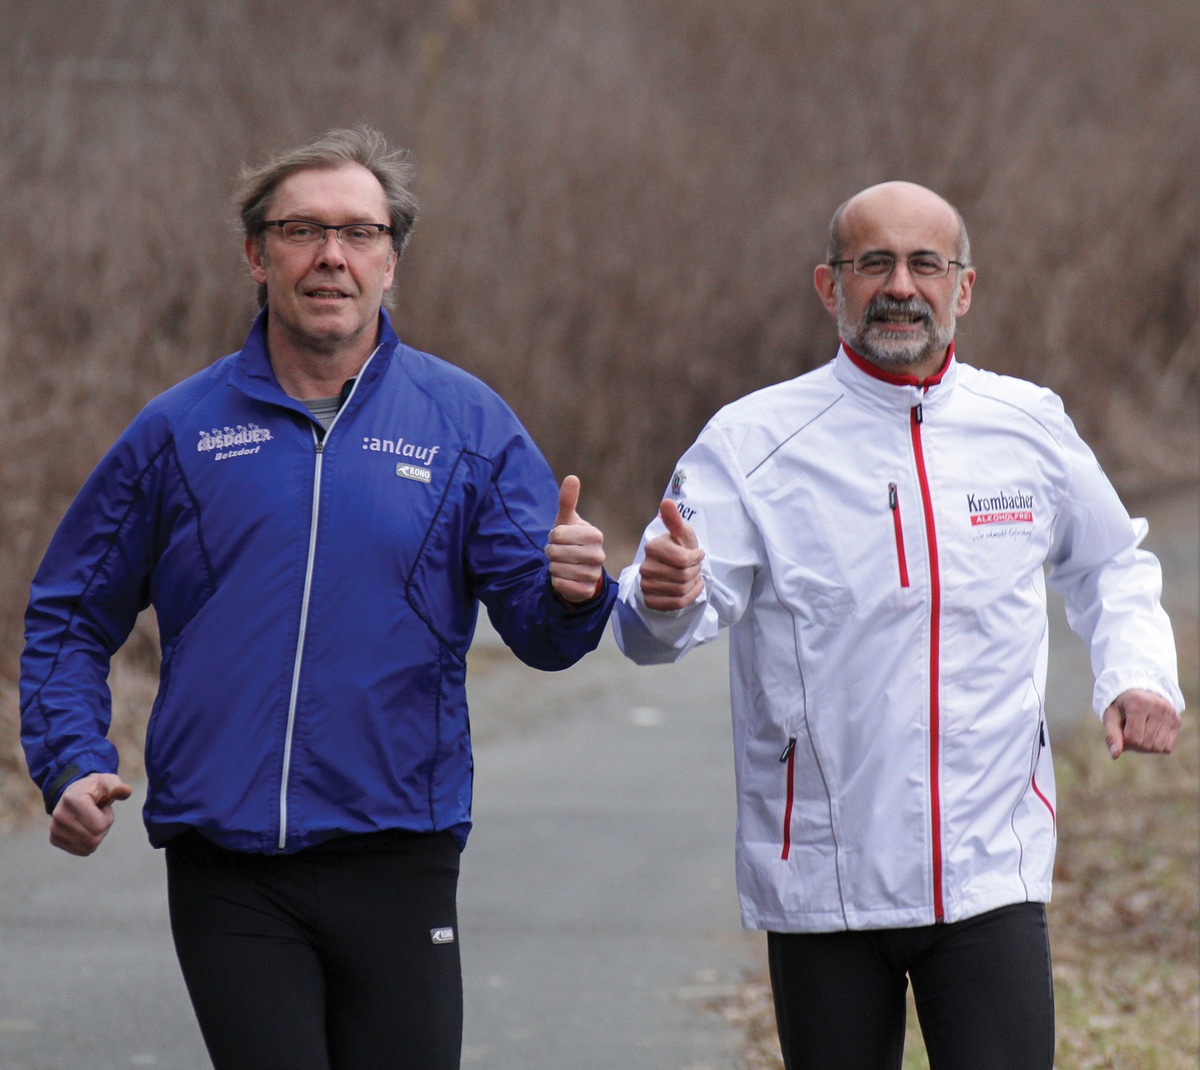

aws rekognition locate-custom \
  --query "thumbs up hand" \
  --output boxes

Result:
[639,500,705,611]
[546,475,608,604]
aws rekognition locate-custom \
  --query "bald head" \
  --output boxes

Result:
[814,181,977,379]
[828,182,971,266]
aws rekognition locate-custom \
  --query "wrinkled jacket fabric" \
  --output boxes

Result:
[615,346,1182,933]
[22,311,614,853]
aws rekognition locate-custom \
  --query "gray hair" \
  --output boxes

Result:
[236,125,419,308]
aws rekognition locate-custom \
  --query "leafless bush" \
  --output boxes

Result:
[2,0,1197,804]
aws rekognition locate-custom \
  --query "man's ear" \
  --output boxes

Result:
[245,235,268,284]
[813,264,839,317]
[955,266,976,317]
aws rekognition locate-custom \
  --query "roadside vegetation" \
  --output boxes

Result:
[3,6,1196,1062]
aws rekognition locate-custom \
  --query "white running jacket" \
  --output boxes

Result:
[614,346,1183,933]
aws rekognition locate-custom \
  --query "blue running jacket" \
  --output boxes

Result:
[21,311,615,853]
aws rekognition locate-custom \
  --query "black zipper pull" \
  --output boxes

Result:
[889,482,898,510]
[914,403,924,424]
[779,737,796,763]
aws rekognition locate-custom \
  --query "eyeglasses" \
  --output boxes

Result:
[261,219,394,250]
[829,253,967,279]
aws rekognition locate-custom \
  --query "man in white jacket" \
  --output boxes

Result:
[613,181,1183,1070]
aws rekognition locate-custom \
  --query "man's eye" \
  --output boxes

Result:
[856,256,894,275]
[909,256,945,276]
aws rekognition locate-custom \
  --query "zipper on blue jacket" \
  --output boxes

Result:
[277,348,378,851]
[279,432,325,851]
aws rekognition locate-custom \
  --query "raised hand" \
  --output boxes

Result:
[639,500,705,611]
[545,475,607,604]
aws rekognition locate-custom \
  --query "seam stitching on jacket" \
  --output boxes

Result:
[404,448,471,663]
[745,395,845,480]
[165,435,218,601]
[24,436,174,756]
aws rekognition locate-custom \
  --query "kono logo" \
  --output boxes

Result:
[396,463,431,483]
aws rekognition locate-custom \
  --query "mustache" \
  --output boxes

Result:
[865,295,934,325]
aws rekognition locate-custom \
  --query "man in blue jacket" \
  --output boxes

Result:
[20,126,614,1070]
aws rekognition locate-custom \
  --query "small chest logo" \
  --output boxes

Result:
[668,467,698,521]
[967,490,1034,526]
[397,463,432,483]
[197,424,273,461]
[430,927,455,945]
[967,490,1035,542]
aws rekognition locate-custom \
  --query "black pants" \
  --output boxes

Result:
[768,902,1055,1070]
[165,830,463,1070]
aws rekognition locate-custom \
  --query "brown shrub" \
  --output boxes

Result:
[3,1,1197,799]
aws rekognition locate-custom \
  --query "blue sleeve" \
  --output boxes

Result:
[465,420,615,671]
[19,420,166,812]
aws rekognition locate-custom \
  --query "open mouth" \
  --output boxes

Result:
[867,300,929,330]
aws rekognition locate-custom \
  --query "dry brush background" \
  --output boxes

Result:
[4,0,1198,808]
[1,2,1197,1063]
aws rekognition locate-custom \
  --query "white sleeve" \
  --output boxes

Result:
[613,421,764,665]
[1045,415,1184,718]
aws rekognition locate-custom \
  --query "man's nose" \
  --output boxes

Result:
[882,259,918,297]
[315,229,349,264]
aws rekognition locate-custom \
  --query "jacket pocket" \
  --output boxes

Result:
[780,736,797,860]
[1031,720,1056,833]
[888,482,910,588]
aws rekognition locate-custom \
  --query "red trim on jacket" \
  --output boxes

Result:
[1032,773,1057,834]
[841,342,954,387]
[909,403,945,923]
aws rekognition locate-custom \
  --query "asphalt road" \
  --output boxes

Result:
[0,630,760,1070]
[1,489,1193,1070]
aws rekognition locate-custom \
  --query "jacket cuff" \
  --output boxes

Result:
[43,764,84,815]
[1092,672,1185,719]
[551,571,614,613]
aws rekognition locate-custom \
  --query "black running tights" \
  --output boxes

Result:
[768,902,1055,1070]
[165,830,462,1070]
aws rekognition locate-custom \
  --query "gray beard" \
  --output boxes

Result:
[837,291,955,371]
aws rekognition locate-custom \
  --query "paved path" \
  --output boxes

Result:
[459,630,759,1069]
[0,631,759,1070]
[1,489,1193,1069]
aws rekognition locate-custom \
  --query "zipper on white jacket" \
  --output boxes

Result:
[780,736,797,860]
[909,400,946,922]
[277,352,376,851]
[888,482,911,588]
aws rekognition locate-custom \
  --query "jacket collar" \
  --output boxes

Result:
[832,340,958,415]
[230,308,401,408]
